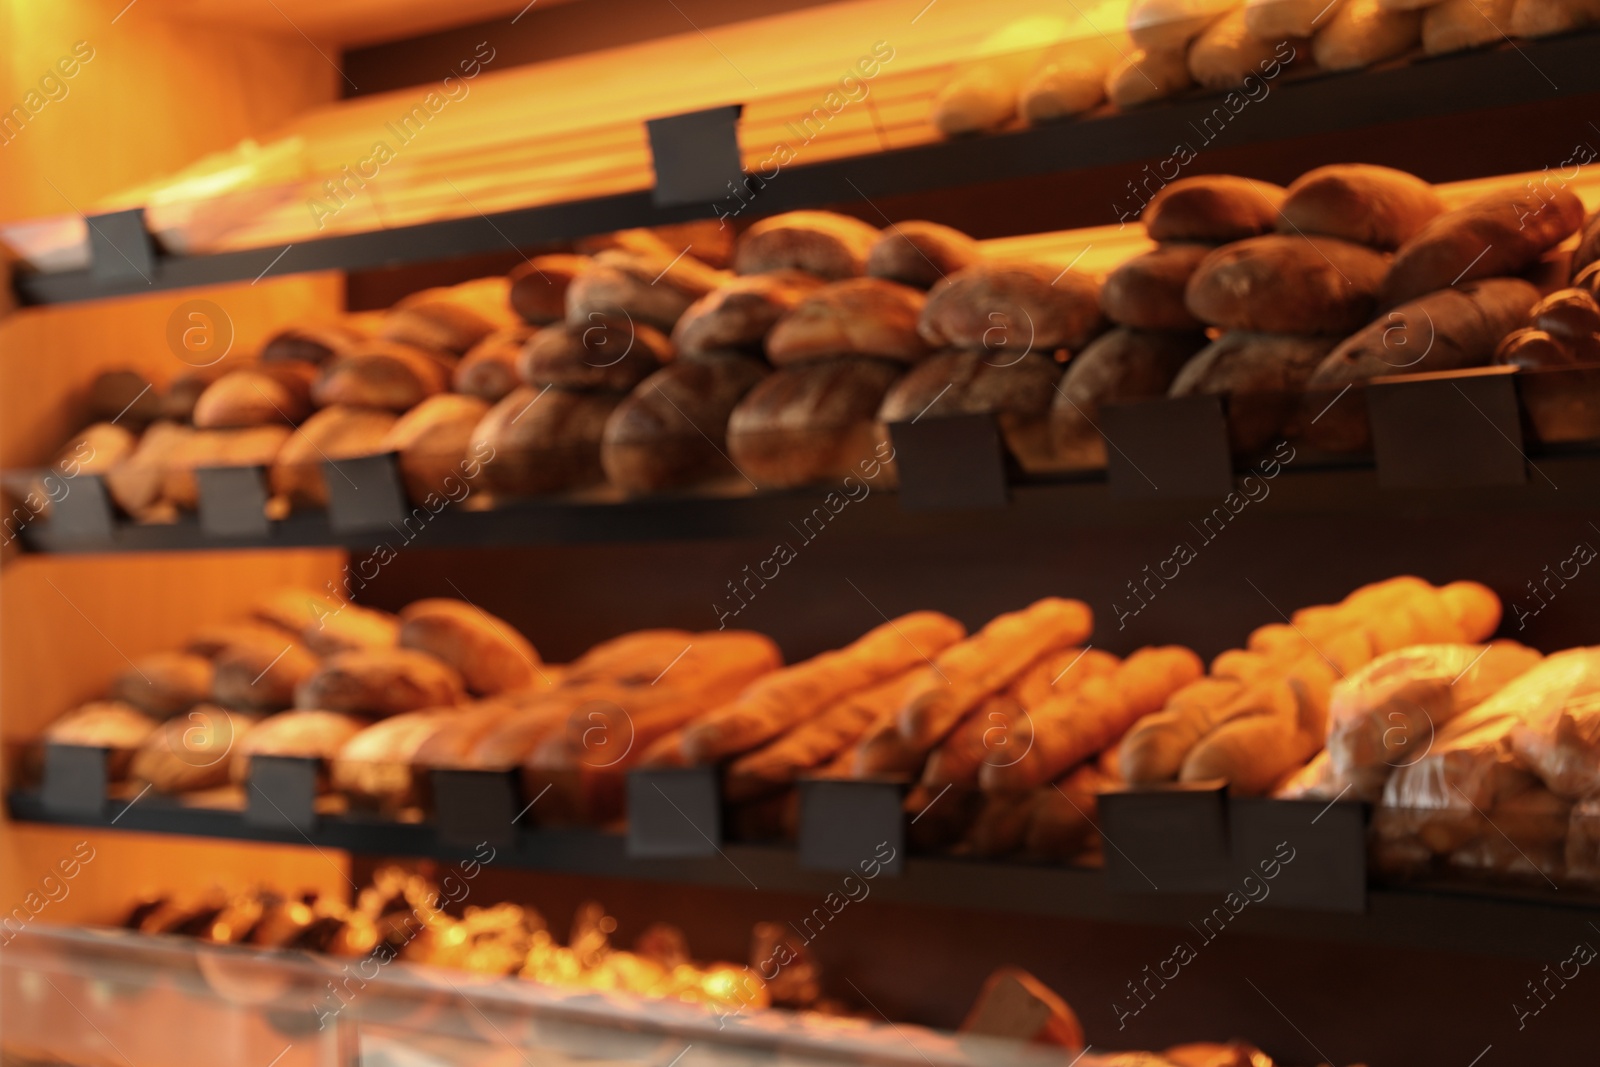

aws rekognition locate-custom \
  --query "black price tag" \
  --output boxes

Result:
[1098,780,1230,893]
[245,756,320,832]
[431,768,521,850]
[797,778,906,876]
[645,105,745,207]
[323,453,410,534]
[45,474,117,544]
[196,465,271,538]
[41,744,110,817]
[1100,395,1234,499]
[85,208,157,282]
[888,414,1009,511]
[1229,796,1367,913]
[627,767,721,858]
[1368,366,1527,488]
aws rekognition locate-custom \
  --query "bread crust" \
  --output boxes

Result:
[734,211,881,280]
[1278,164,1443,250]
[1143,176,1286,243]
[768,278,930,364]
[1102,243,1211,329]
[1185,234,1389,333]
[920,261,1101,353]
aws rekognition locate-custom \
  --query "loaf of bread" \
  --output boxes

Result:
[897,598,1094,753]
[163,425,293,510]
[1423,0,1515,52]
[565,249,728,332]
[1119,676,1255,782]
[1168,331,1340,451]
[109,652,214,718]
[867,222,982,292]
[313,341,452,411]
[650,220,737,269]
[300,604,399,657]
[192,368,311,429]
[398,599,540,696]
[559,628,700,687]
[251,589,339,635]
[381,394,490,503]
[1302,278,1540,450]
[131,706,256,794]
[601,354,769,493]
[45,701,158,750]
[261,322,365,365]
[381,287,500,357]
[1510,0,1600,36]
[1128,0,1241,49]
[1101,244,1211,330]
[161,367,224,423]
[296,648,467,716]
[1019,51,1108,124]
[87,370,159,427]
[509,255,590,326]
[1050,328,1209,469]
[734,212,881,280]
[185,620,302,660]
[767,279,930,365]
[1312,0,1421,71]
[518,319,674,392]
[877,349,1061,471]
[672,272,822,357]
[921,262,1101,354]
[1187,8,1280,90]
[212,638,319,711]
[678,612,967,764]
[1105,47,1193,109]
[1143,176,1287,243]
[726,358,902,488]
[330,707,459,808]
[1277,164,1443,250]
[960,967,1084,1048]
[454,327,533,402]
[1509,680,1600,800]
[471,386,621,495]
[1246,0,1344,35]
[270,405,395,509]
[1382,186,1585,305]
[230,709,370,783]
[105,421,193,515]
[1498,288,1600,443]
[1185,234,1388,333]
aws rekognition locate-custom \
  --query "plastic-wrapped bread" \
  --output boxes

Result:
[1312,0,1422,71]
[1246,0,1345,35]
[1568,797,1600,888]
[1510,667,1600,798]
[1105,48,1193,109]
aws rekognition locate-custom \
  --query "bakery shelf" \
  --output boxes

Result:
[12,31,1600,308]
[9,788,1596,961]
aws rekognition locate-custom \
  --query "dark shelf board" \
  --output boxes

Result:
[13,33,1600,307]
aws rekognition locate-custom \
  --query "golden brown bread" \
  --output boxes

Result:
[1118,676,1252,783]
[509,254,590,326]
[648,219,737,269]
[381,287,500,357]
[920,262,1101,354]
[105,422,194,515]
[877,349,1061,471]
[261,322,365,365]
[454,327,534,402]
[398,598,541,696]
[561,628,701,687]
[109,653,214,718]
[381,393,491,503]
[52,423,136,480]
[734,211,881,280]
[767,279,930,365]
[1168,331,1340,452]
[1185,234,1389,334]
[600,354,769,493]
[1247,0,1344,35]
[212,638,319,711]
[163,426,292,510]
[517,319,674,392]
[1312,0,1421,71]
[131,706,256,793]
[866,222,982,290]
[1100,243,1211,330]
[671,272,822,357]
[1105,47,1192,109]
[565,249,729,332]
[313,341,453,411]
[1187,8,1281,90]
[45,701,158,749]
[471,386,621,495]
[1143,176,1287,243]
[230,709,370,783]
[1023,760,1117,861]
[1009,647,1124,712]
[161,367,226,423]
[1512,0,1600,36]
[192,369,310,429]
[269,405,396,509]
[1019,48,1109,124]
[185,621,299,659]
[1278,164,1443,250]
[251,589,340,635]
[1050,328,1206,468]
[300,603,399,657]
[1128,0,1239,48]
[329,708,458,808]
[295,648,467,716]
[726,358,902,488]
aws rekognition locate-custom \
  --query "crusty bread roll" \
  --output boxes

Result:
[1423,0,1514,52]
[381,287,499,357]
[399,598,540,696]
[767,279,930,365]
[1246,0,1344,36]
[230,709,369,784]
[866,222,982,290]
[163,426,291,510]
[1051,328,1206,468]
[1510,0,1600,34]
[1187,8,1280,89]
[518,319,674,392]
[1168,331,1340,451]
[877,349,1061,471]
[1019,51,1109,124]
[454,327,533,402]
[270,405,395,509]
[198,368,305,429]
[1143,176,1287,243]
[301,604,399,657]
[296,648,466,716]
[601,354,769,493]
[508,254,590,326]
[1277,164,1443,250]
[45,701,158,750]
[1101,243,1210,330]
[1185,234,1389,334]
[734,211,881,280]
[672,272,822,357]
[109,652,214,719]
[262,322,365,365]
[212,639,319,711]
[1312,0,1421,71]
[131,706,256,793]
[726,358,902,488]
[1128,0,1241,49]
[564,249,729,332]
[1105,47,1193,109]
[105,421,192,515]
[921,261,1101,354]
[1382,185,1585,306]
[313,341,452,412]
[470,386,620,495]
[381,394,490,503]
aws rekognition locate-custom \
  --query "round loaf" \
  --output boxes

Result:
[270,405,396,508]
[312,341,453,411]
[381,393,491,502]
[726,358,903,488]
[105,421,193,514]
[1105,47,1193,109]
[400,598,541,696]
[296,648,466,716]
[878,349,1062,471]
[1312,0,1421,71]
[866,222,982,290]
[1185,234,1389,333]
[131,706,256,793]
[1188,8,1280,90]
[1169,331,1341,451]
[1101,243,1210,329]
[381,288,499,357]
[672,272,823,356]
[601,354,770,493]
[1278,164,1442,250]
[212,638,319,711]
[920,261,1102,354]
[471,386,621,495]
[88,370,160,427]
[767,278,930,365]
[454,326,533,402]
[1128,0,1239,49]
[509,254,590,326]
[109,652,215,719]
[302,604,400,657]
[1143,176,1287,243]
[262,322,365,365]
[734,211,881,280]
[163,426,291,510]
[565,249,728,332]
[229,709,370,784]
[1051,328,1208,468]
[518,319,673,392]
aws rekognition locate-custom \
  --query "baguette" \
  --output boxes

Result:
[1023,761,1118,861]
[1105,47,1193,109]
[1009,647,1123,711]
[1312,0,1421,72]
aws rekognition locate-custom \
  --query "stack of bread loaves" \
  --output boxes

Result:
[1494,253,1600,444]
